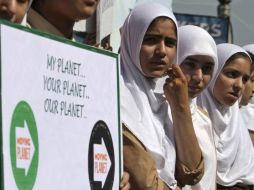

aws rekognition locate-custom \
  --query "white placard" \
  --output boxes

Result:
[0,22,121,190]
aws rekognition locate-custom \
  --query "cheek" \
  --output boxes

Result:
[179,66,191,81]
[140,46,154,57]
[182,71,191,82]
[243,83,251,94]
[140,46,153,63]
[139,47,151,72]
[213,78,226,101]
[203,75,212,86]
[165,48,176,61]
[16,4,28,21]
[213,85,221,101]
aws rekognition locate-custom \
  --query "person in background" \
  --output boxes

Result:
[197,43,254,189]
[121,3,203,190]
[0,0,33,24]
[178,25,217,190]
[27,0,99,41]
[239,44,254,145]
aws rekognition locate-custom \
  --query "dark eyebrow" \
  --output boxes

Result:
[144,34,177,43]
[185,57,215,65]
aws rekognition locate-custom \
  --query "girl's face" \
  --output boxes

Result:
[213,57,251,106]
[0,0,29,23]
[42,0,99,22]
[139,17,177,78]
[180,55,215,98]
[240,70,254,106]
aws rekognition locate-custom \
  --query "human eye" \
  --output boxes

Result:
[182,60,196,69]
[202,64,213,75]
[164,37,177,47]
[243,75,250,84]
[224,70,239,78]
[142,34,159,45]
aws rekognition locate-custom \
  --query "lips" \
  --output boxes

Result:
[150,60,167,66]
[228,92,240,99]
[188,85,202,91]
[84,0,98,6]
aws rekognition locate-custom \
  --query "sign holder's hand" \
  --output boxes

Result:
[120,171,130,190]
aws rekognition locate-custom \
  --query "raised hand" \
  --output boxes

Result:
[163,64,189,110]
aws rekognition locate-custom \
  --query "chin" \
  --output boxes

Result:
[223,100,237,107]
[81,9,97,18]
[240,99,248,106]
[149,70,167,78]
[189,94,197,99]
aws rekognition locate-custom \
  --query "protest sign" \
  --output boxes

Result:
[0,21,121,190]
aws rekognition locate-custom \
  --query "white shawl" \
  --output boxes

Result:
[120,2,178,189]
[240,44,254,131]
[240,97,254,131]
[178,25,217,190]
[197,43,254,186]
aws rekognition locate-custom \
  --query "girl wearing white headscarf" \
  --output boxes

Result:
[240,44,254,145]
[178,25,218,190]
[121,3,203,190]
[197,43,254,189]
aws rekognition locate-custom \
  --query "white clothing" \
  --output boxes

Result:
[241,44,254,131]
[183,99,217,190]
[120,2,178,189]
[240,97,254,131]
[197,43,254,186]
[178,25,217,190]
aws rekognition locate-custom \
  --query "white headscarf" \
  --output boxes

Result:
[197,43,254,186]
[120,2,178,189]
[178,25,218,82]
[178,25,217,190]
[240,44,254,131]
[21,0,33,26]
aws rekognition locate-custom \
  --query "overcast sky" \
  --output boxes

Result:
[172,0,254,46]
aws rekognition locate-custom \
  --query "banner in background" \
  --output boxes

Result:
[97,0,172,52]
[174,13,230,44]
[0,21,121,190]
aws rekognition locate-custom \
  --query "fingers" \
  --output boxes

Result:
[120,172,130,190]
[166,64,186,82]
[120,182,130,190]
[171,64,186,80]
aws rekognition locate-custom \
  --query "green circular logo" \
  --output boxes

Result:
[10,101,39,190]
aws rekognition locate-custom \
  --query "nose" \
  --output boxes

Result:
[191,68,203,83]
[0,0,16,21]
[155,40,166,57]
[233,77,243,92]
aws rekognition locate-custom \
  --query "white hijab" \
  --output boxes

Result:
[120,2,178,189]
[240,44,254,131]
[178,25,217,190]
[197,43,254,186]
[21,0,33,26]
